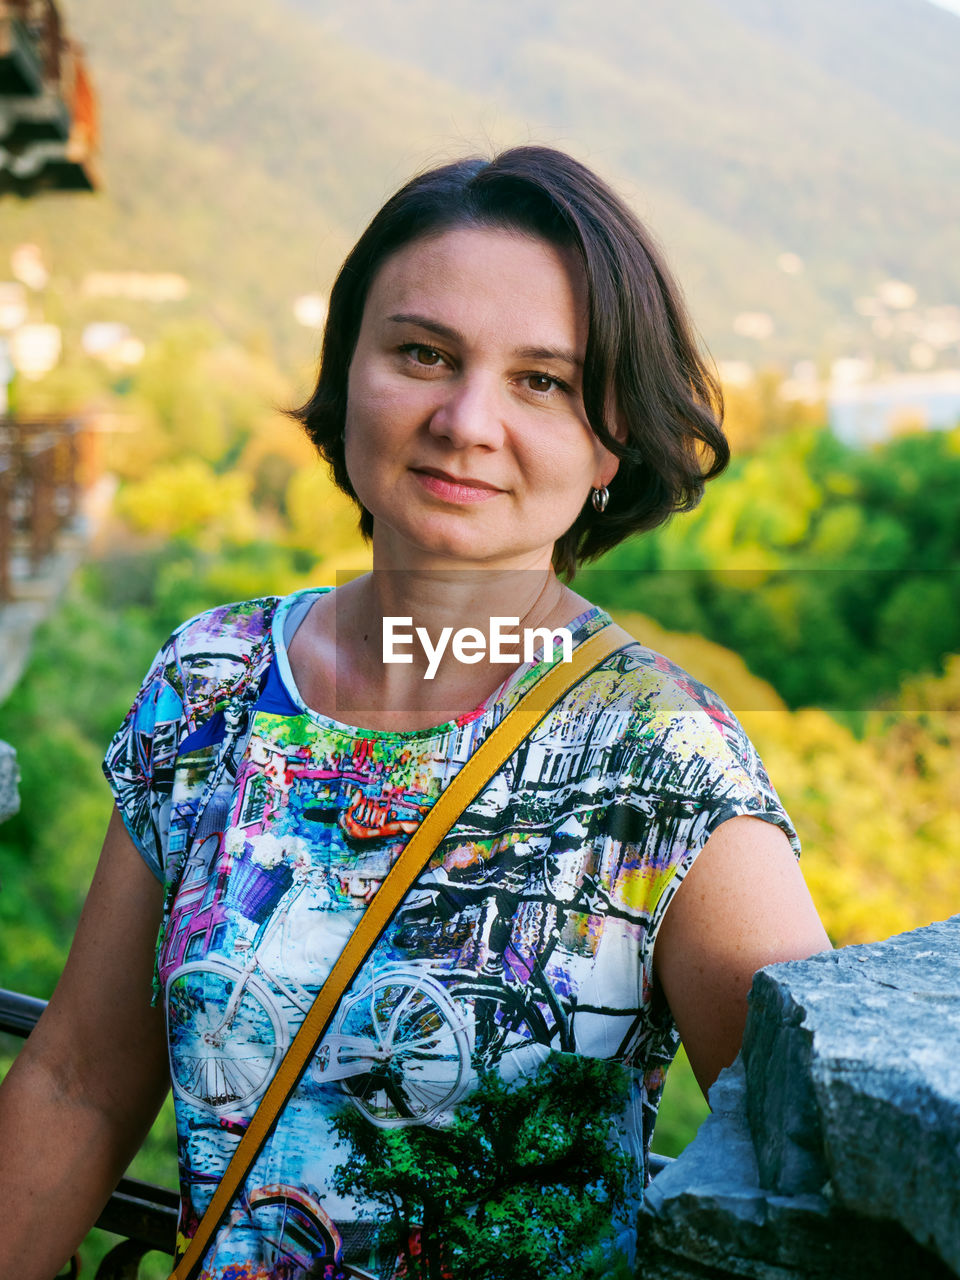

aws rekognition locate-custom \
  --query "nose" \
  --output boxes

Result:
[426,372,505,450]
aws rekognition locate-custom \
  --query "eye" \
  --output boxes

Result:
[520,372,571,397]
[400,343,446,368]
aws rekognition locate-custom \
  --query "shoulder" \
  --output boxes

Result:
[168,596,281,665]
[103,596,286,883]
[169,595,281,651]
[585,638,773,784]
[626,643,749,744]
[168,596,283,724]
[139,596,283,734]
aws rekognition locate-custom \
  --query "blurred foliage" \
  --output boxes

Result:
[589,424,960,710]
[648,1045,708,1161]
[102,322,368,565]
[15,314,371,576]
[115,458,257,540]
[720,371,826,455]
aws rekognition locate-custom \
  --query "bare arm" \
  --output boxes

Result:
[653,815,831,1098]
[0,808,170,1280]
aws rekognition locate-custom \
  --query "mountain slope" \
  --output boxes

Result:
[288,0,960,360]
[10,0,524,367]
[9,0,959,369]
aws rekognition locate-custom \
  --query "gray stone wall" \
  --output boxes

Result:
[640,916,960,1279]
[0,739,18,823]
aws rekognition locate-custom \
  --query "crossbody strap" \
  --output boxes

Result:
[170,620,634,1279]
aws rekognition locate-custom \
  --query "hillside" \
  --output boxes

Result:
[2,0,956,372]
[7,0,525,373]
[287,0,960,362]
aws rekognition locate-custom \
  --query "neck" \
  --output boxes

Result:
[372,564,562,627]
[318,566,591,730]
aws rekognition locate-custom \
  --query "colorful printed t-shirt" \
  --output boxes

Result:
[103,589,799,1280]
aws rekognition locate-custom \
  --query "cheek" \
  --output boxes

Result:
[344,374,427,500]
[345,368,431,445]
[345,367,385,435]
[524,429,598,494]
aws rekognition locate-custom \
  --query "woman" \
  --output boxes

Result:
[0,147,829,1280]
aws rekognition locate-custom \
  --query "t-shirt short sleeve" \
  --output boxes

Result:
[102,633,189,882]
[622,650,800,953]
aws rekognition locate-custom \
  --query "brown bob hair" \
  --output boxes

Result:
[289,145,728,578]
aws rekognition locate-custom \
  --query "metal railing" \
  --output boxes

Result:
[0,415,82,600]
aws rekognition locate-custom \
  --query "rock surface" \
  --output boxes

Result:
[641,916,960,1278]
[743,917,960,1274]
[0,739,19,823]
[640,1059,951,1279]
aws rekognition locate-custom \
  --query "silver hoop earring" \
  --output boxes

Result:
[591,485,609,513]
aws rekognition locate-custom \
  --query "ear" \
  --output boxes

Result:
[607,409,629,446]
[594,412,626,488]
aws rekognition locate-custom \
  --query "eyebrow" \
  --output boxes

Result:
[387,312,583,370]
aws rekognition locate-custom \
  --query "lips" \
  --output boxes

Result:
[413,467,503,492]
[411,466,505,505]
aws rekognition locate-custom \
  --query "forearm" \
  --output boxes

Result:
[0,810,172,1278]
[0,1043,164,1280]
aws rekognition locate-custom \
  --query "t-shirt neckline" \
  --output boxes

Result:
[269,586,609,742]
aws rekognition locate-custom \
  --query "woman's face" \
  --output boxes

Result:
[343,225,620,572]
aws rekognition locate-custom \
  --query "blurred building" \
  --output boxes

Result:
[0,0,99,195]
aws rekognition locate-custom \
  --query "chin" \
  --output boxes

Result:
[370,508,561,571]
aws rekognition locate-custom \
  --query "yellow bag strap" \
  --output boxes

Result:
[169,621,634,1279]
